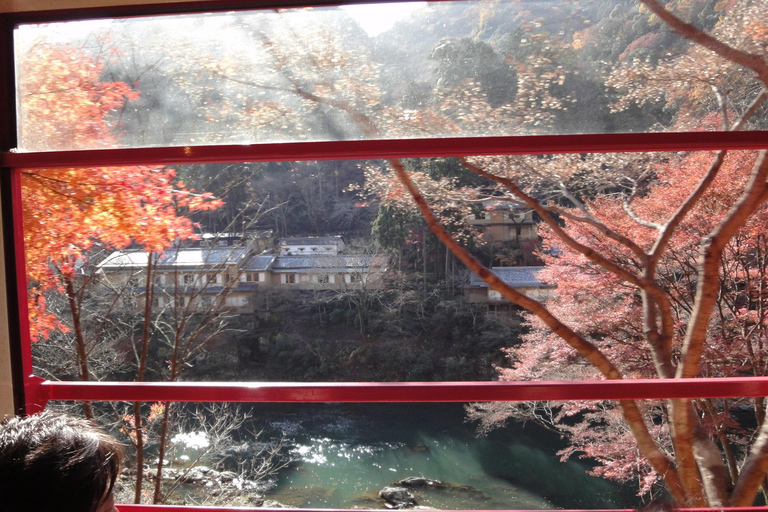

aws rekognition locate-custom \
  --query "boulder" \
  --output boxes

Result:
[161,468,179,481]
[398,477,442,487]
[196,465,213,475]
[177,467,206,484]
[218,471,239,482]
[379,486,417,508]
[260,500,294,508]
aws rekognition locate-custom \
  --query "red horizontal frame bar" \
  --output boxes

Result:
[29,376,768,406]
[115,508,768,512]
[4,131,768,169]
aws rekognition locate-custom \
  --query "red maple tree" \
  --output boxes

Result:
[468,149,767,496]
[18,41,221,362]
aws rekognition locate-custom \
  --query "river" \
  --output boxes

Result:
[230,403,637,509]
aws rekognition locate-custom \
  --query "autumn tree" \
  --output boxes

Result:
[209,0,768,506]
[18,40,214,426]
[19,38,225,505]
[19,39,222,336]
[438,1,768,506]
[147,227,267,503]
[467,149,768,498]
[16,37,301,508]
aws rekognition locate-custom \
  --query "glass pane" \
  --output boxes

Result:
[29,158,510,384]
[43,401,637,509]
[24,145,768,507]
[15,0,767,151]
[25,148,768,388]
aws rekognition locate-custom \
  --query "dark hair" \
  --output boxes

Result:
[0,411,123,512]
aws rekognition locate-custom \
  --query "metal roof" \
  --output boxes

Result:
[242,254,276,271]
[97,247,249,270]
[482,200,529,211]
[468,266,550,288]
[280,236,343,245]
[200,230,272,240]
[271,254,388,272]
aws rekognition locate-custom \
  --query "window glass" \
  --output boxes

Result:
[24,149,765,384]
[12,0,768,506]
[15,0,765,151]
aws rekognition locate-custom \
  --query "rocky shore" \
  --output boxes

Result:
[117,467,488,510]
[118,464,281,507]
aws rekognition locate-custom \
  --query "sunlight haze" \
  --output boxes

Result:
[342,1,426,36]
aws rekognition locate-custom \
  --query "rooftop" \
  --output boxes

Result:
[97,247,250,270]
[271,254,388,273]
[281,236,343,245]
[242,254,277,271]
[468,266,550,288]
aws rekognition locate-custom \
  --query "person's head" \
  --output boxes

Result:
[0,411,123,512]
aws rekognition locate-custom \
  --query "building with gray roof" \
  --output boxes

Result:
[96,239,389,313]
[279,236,344,256]
[465,266,553,304]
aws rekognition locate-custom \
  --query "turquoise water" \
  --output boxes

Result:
[243,403,635,509]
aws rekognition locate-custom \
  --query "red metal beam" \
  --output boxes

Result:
[4,131,768,169]
[30,377,768,408]
[10,170,33,385]
[115,507,768,512]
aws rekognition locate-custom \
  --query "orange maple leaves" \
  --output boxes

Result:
[18,42,139,151]
[19,41,223,339]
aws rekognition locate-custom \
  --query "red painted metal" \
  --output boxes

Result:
[118,509,626,512]
[115,507,768,512]
[118,507,318,512]
[0,9,27,415]
[28,377,768,409]
[8,168,36,413]
[4,131,768,169]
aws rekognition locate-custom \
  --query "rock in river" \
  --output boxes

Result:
[379,486,417,508]
[398,476,442,488]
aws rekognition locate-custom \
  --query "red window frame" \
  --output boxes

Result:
[3,2,768,511]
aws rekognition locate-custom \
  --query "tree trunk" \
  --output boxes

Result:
[732,417,768,505]
[132,400,145,504]
[445,243,449,283]
[422,227,427,289]
[389,156,690,503]
[134,253,156,504]
[63,273,93,420]
[153,401,173,503]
